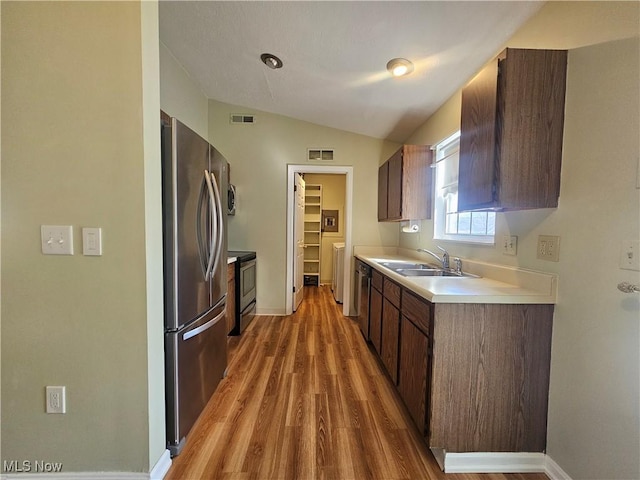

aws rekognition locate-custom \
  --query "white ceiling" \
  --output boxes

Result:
[159,1,543,142]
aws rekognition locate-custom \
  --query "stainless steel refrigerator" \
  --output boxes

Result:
[161,115,228,456]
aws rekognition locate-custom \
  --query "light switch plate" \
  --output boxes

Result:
[82,227,103,256]
[619,241,640,271]
[502,235,518,256]
[41,225,74,255]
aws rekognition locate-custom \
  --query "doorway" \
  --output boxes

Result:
[286,165,353,316]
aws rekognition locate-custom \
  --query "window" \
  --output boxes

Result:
[433,132,495,244]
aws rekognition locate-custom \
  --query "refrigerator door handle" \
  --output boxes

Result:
[203,170,217,280]
[196,175,210,278]
[209,171,225,279]
[182,308,226,341]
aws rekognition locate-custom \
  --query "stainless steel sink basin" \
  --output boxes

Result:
[398,269,479,278]
[376,260,480,278]
[378,261,438,270]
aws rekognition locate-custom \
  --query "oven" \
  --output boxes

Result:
[228,251,256,334]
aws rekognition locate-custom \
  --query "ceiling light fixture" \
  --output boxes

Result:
[386,58,414,77]
[260,53,283,70]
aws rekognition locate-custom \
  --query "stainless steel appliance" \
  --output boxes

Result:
[161,114,228,456]
[228,251,256,334]
[355,259,371,340]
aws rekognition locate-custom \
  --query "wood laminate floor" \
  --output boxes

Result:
[165,286,549,480]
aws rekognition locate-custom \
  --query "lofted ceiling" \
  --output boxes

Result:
[159,1,543,142]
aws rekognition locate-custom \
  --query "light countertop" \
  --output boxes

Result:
[355,247,557,305]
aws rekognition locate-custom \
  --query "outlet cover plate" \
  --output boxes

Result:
[537,235,560,262]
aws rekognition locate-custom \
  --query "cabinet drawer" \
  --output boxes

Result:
[402,289,431,335]
[383,277,401,308]
[372,269,383,291]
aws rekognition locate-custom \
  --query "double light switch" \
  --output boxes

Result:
[41,225,102,256]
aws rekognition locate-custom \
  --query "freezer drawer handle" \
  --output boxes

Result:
[183,308,226,341]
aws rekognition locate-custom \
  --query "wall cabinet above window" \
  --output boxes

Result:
[378,145,432,222]
[458,48,568,212]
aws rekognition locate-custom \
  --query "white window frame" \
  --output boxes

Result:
[433,131,495,245]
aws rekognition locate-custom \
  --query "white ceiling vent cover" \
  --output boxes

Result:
[230,114,255,125]
[307,149,334,162]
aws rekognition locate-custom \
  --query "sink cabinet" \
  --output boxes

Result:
[381,277,401,384]
[458,48,567,211]
[398,290,432,435]
[378,145,432,221]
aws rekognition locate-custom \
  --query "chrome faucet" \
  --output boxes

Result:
[417,246,450,270]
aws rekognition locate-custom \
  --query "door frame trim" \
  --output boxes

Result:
[286,165,353,316]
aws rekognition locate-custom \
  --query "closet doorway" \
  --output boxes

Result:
[286,165,353,316]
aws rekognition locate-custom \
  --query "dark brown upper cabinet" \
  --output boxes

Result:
[378,145,432,221]
[458,48,568,212]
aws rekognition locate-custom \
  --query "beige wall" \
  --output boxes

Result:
[1,1,165,473]
[402,2,640,478]
[304,174,346,284]
[159,41,209,140]
[209,100,400,314]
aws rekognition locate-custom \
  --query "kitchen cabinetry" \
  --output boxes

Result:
[362,263,554,457]
[378,145,432,221]
[381,278,401,384]
[398,290,431,436]
[303,184,322,285]
[369,269,383,356]
[458,48,567,211]
[226,261,236,335]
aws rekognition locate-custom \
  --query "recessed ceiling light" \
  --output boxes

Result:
[386,58,414,77]
[260,53,283,70]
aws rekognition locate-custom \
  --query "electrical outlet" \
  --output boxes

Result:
[619,241,640,271]
[46,386,66,414]
[537,235,560,262]
[502,235,518,256]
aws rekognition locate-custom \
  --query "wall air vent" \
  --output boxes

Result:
[307,149,335,162]
[230,114,255,125]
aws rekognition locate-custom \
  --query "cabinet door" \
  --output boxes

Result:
[386,149,403,220]
[369,287,383,356]
[398,316,430,435]
[377,162,389,221]
[401,145,433,220]
[381,298,400,384]
[458,58,499,211]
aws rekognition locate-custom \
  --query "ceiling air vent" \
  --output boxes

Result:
[230,114,255,125]
[307,149,334,162]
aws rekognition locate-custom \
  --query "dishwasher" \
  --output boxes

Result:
[355,259,371,341]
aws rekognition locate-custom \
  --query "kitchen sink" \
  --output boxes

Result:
[378,261,438,270]
[397,269,479,278]
[376,260,479,278]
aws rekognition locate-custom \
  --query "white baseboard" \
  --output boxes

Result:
[149,450,171,480]
[255,308,286,316]
[440,451,573,479]
[443,452,546,473]
[545,455,573,480]
[1,450,172,480]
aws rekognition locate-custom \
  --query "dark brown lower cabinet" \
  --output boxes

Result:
[381,298,400,384]
[369,286,383,356]
[398,315,430,435]
[429,303,554,452]
[365,267,554,458]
